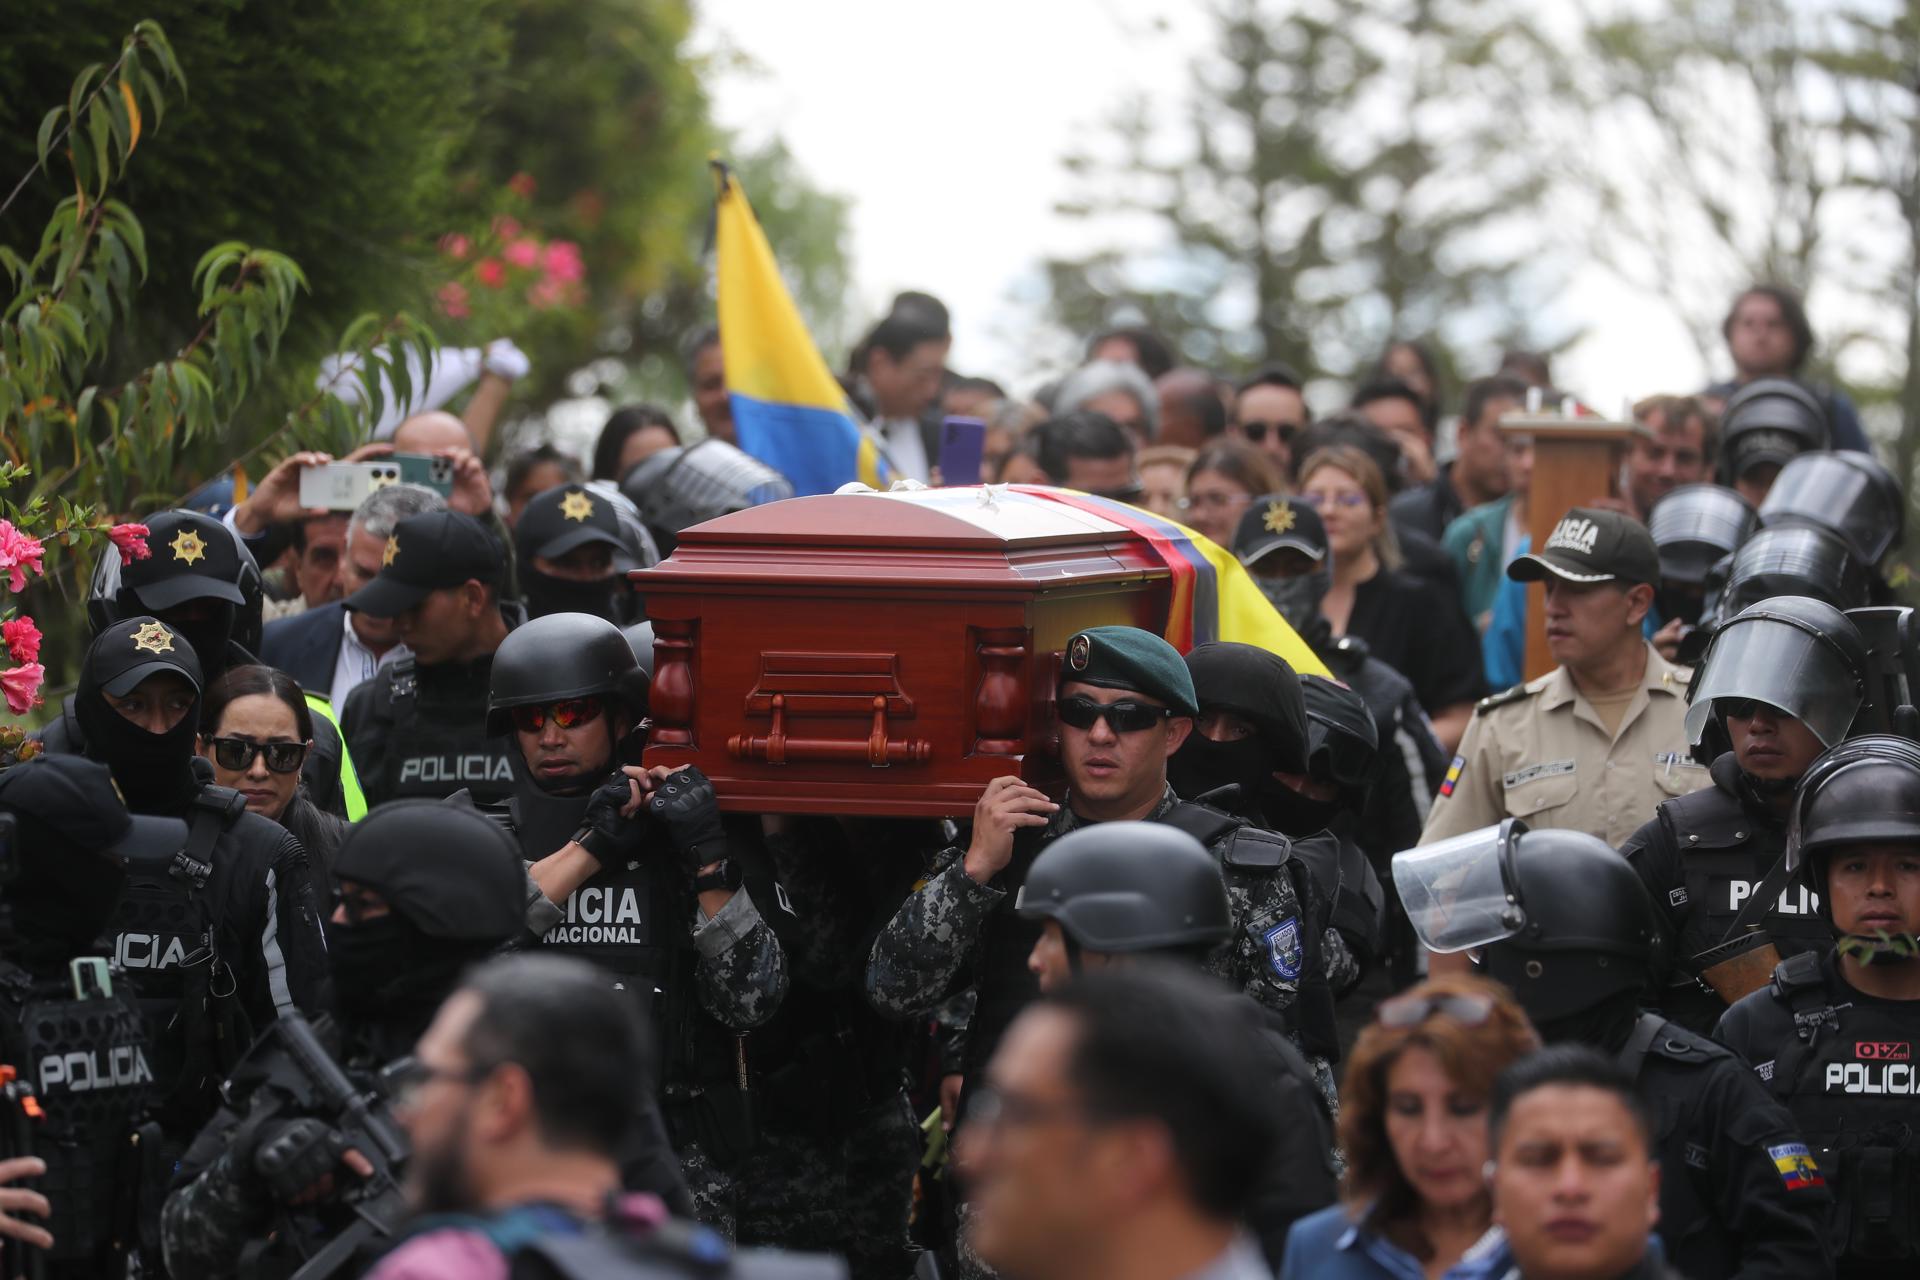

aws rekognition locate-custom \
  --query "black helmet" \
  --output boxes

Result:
[1683,596,1868,761]
[1014,822,1230,953]
[1785,736,1920,895]
[1646,484,1758,587]
[1719,524,1870,618]
[332,800,529,942]
[1394,821,1664,1021]
[624,619,656,681]
[90,509,265,657]
[486,612,641,735]
[1759,451,1903,567]
[1300,674,1379,807]
[1718,378,1829,486]
[620,439,794,552]
[1846,606,1920,738]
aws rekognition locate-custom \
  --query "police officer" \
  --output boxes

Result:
[867,625,1334,1116]
[621,438,795,556]
[1717,736,1920,1276]
[1624,598,1869,1033]
[161,800,543,1276]
[1421,507,1708,850]
[1718,524,1874,621]
[1718,377,1830,507]
[1646,483,1758,632]
[342,509,521,807]
[1015,822,1337,1269]
[0,756,185,1277]
[66,616,329,1141]
[484,613,789,1232]
[1395,822,1833,1279]
[515,482,654,623]
[1758,450,1904,574]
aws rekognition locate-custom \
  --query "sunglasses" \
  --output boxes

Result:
[1716,698,1780,720]
[208,737,307,774]
[1238,419,1302,445]
[1376,990,1496,1030]
[508,698,605,734]
[1056,695,1174,734]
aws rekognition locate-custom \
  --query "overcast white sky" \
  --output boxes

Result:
[690,1,1726,414]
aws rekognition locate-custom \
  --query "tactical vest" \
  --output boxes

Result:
[380,657,516,806]
[105,786,252,1129]
[0,959,154,1271]
[1758,954,1920,1265]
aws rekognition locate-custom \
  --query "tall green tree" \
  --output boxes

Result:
[1044,0,1568,383]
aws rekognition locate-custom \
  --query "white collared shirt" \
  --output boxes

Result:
[331,609,407,717]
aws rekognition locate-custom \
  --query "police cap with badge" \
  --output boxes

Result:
[515,484,644,574]
[1232,495,1328,571]
[1507,506,1662,590]
[343,510,506,618]
[116,510,249,613]
[1059,625,1199,721]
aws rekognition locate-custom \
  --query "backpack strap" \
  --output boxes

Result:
[1761,952,1839,1099]
[175,785,246,890]
[1158,800,1244,851]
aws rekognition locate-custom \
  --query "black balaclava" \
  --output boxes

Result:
[327,915,493,1039]
[1170,642,1310,811]
[1532,987,1643,1056]
[520,569,622,624]
[7,812,128,965]
[140,597,238,679]
[75,620,204,815]
[1255,560,1333,637]
[1262,784,1342,837]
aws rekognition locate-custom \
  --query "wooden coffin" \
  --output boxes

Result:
[635,487,1174,816]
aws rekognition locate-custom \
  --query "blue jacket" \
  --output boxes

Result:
[259,601,346,697]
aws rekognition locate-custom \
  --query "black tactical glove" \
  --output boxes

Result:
[574,773,648,867]
[254,1116,350,1205]
[648,766,729,872]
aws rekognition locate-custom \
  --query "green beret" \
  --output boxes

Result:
[1061,626,1199,717]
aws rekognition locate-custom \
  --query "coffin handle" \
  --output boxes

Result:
[728,694,933,767]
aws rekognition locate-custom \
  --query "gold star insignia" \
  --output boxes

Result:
[1263,501,1296,534]
[169,529,207,565]
[131,621,176,654]
[559,490,595,523]
[382,535,400,567]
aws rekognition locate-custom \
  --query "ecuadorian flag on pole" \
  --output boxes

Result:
[712,160,884,495]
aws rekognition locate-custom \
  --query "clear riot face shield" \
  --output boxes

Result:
[1648,484,1758,587]
[1391,820,1527,955]
[1760,451,1904,567]
[1683,606,1866,752]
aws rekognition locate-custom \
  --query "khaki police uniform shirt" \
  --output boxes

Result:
[1420,642,1709,848]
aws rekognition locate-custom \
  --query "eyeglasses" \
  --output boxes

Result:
[1375,990,1496,1029]
[1298,491,1370,511]
[964,1086,1087,1135]
[1056,695,1174,734]
[1177,492,1253,512]
[508,698,604,734]
[380,1055,493,1110]
[1238,420,1302,445]
[208,737,307,774]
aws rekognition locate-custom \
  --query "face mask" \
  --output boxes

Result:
[327,915,474,1027]
[1169,735,1272,807]
[76,687,200,815]
[521,570,620,623]
[1261,783,1341,837]
[153,602,237,678]
[1256,569,1330,634]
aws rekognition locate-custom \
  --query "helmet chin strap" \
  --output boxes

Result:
[1837,929,1920,965]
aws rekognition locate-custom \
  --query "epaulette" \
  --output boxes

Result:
[1476,683,1531,713]
[1644,1018,1733,1065]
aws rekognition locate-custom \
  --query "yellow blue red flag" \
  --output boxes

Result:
[712,162,883,495]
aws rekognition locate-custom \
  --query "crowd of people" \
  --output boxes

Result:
[0,276,1915,1280]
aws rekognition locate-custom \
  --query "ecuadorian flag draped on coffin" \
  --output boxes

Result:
[712,161,885,495]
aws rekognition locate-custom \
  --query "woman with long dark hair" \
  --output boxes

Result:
[198,665,348,885]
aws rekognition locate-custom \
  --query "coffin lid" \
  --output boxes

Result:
[669,485,1133,548]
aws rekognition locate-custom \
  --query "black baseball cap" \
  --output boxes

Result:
[1232,494,1327,568]
[87,615,205,698]
[344,510,506,618]
[515,484,638,572]
[1507,507,1662,588]
[0,754,190,862]
[119,510,246,611]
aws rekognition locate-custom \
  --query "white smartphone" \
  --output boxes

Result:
[298,461,404,512]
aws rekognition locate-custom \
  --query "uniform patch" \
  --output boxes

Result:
[1262,918,1303,981]
[1756,1059,1775,1082]
[1683,1142,1709,1171]
[1503,759,1575,789]
[1653,751,1705,770]
[1668,887,1688,907]
[1767,1142,1825,1191]
[1439,755,1465,798]
[1068,634,1090,671]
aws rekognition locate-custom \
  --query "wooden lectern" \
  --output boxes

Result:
[1496,408,1640,680]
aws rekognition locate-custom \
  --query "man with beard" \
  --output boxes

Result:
[0,756,186,1278]
[54,616,327,1142]
[513,483,651,623]
[482,612,788,1230]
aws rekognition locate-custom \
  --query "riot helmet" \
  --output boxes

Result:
[1785,735,1920,891]
[1719,524,1870,618]
[1758,450,1903,567]
[1394,821,1665,1021]
[1845,606,1920,738]
[91,509,265,666]
[1646,484,1757,588]
[1263,674,1381,834]
[620,438,794,554]
[1015,822,1231,954]
[486,612,643,736]
[1683,597,1868,762]
[1717,377,1829,490]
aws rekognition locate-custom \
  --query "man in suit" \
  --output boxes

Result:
[260,483,445,713]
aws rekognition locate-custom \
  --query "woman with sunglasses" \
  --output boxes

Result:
[1281,975,1540,1280]
[1296,446,1484,753]
[200,664,347,884]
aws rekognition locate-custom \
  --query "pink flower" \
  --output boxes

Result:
[2,617,40,665]
[439,232,471,261]
[504,238,541,270]
[542,240,585,284]
[475,258,506,289]
[0,521,45,593]
[507,171,538,199]
[0,663,43,715]
[491,215,521,240]
[528,278,565,310]
[108,522,151,562]
[436,281,471,319]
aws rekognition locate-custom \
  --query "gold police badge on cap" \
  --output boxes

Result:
[560,490,595,523]
[169,529,207,565]
[131,620,176,654]
[382,535,400,567]
[1068,633,1091,671]
[1263,500,1296,534]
